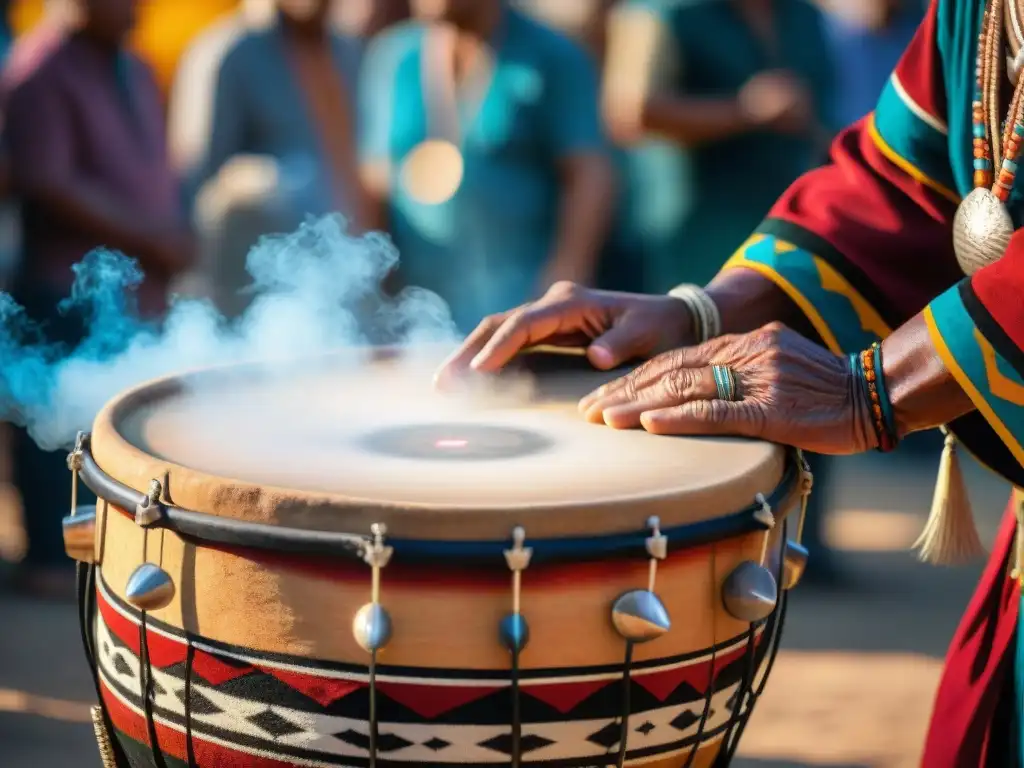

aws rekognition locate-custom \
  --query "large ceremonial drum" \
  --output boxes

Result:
[64,350,809,768]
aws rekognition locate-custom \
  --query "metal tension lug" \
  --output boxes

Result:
[135,479,165,527]
[353,523,394,654]
[62,504,98,564]
[611,516,671,644]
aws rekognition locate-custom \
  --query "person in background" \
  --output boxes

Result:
[603,0,842,584]
[185,0,365,224]
[512,0,615,60]
[603,0,834,292]
[178,0,367,317]
[0,1,12,65]
[167,0,275,182]
[512,0,633,292]
[2,0,193,599]
[334,0,410,38]
[814,0,926,131]
[358,0,615,333]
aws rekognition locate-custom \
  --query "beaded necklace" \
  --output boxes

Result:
[1008,0,1024,82]
[954,0,1024,274]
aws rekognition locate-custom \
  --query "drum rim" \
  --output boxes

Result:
[88,352,794,541]
[78,430,799,564]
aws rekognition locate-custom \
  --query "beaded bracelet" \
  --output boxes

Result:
[849,343,898,453]
[870,342,898,445]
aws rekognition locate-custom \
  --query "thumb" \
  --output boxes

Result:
[586,315,653,370]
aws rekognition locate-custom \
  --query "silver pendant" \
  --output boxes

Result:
[953,187,1015,275]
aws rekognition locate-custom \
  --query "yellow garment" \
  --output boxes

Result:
[10,0,239,95]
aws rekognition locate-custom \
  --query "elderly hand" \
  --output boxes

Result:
[578,322,877,455]
[435,281,694,387]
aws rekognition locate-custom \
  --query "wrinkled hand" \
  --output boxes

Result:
[435,281,694,387]
[739,70,815,135]
[578,322,877,455]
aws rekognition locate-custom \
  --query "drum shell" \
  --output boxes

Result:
[91,494,792,768]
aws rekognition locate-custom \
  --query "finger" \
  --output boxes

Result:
[639,399,763,437]
[588,367,718,428]
[586,313,657,370]
[578,352,676,413]
[469,303,578,374]
[433,312,512,388]
[579,336,734,412]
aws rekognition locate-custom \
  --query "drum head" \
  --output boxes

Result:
[92,350,786,539]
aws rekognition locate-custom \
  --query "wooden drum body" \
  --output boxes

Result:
[64,352,809,768]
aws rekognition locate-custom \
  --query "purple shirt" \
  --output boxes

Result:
[3,31,183,315]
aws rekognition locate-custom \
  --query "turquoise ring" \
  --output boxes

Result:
[712,364,739,402]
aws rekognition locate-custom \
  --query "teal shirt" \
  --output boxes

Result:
[614,0,835,293]
[359,10,606,332]
[192,25,363,220]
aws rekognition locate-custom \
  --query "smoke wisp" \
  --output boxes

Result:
[0,214,461,452]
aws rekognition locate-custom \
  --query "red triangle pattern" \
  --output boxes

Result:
[522,679,612,714]
[376,681,501,720]
[144,628,189,669]
[633,637,764,702]
[634,661,711,701]
[191,650,255,686]
[263,667,365,707]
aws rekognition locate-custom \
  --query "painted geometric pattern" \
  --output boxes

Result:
[927,286,1024,467]
[723,234,889,354]
[96,575,767,766]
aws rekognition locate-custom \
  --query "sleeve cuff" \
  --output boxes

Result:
[925,281,1024,468]
[719,232,892,354]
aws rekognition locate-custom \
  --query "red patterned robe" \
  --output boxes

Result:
[717,1,1024,764]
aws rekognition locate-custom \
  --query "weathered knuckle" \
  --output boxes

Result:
[761,346,784,366]
[708,399,733,424]
[760,321,789,346]
[480,314,502,332]
[688,398,717,422]
[549,280,580,298]
[660,371,686,400]
[635,355,663,381]
[667,348,688,368]
[622,377,640,402]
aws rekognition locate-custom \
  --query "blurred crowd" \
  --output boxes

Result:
[0,0,928,598]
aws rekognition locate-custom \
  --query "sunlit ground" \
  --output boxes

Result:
[0,425,1009,768]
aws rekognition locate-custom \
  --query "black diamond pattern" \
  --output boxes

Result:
[248,709,304,738]
[478,732,555,755]
[635,721,655,736]
[726,691,742,712]
[103,641,111,657]
[151,679,167,697]
[112,653,132,678]
[422,737,451,751]
[333,729,413,752]
[670,710,699,732]
[586,721,621,749]
[175,688,223,715]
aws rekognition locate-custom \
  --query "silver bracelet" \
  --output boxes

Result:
[668,283,722,343]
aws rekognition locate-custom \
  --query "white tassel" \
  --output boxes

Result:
[913,428,986,566]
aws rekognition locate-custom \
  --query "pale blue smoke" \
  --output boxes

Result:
[0,215,457,451]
